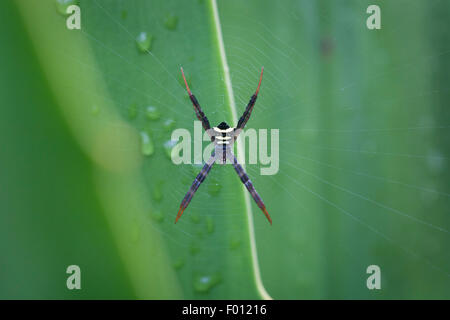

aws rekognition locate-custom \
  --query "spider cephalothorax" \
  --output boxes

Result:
[217,121,230,130]
[176,67,271,225]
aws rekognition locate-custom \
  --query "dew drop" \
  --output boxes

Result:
[151,210,164,223]
[136,31,153,52]
[128,103,138,120]
[190,213,200,224]
[140,131,154,156]
[196,230,204,239]
[152,181,163,202]
[55,0,78,15]
[193,273,221,293]
[190,243,200,255]
[163,140,178,159]
[206,217,214,234]
[164,14,178,30]
[145,106,160,120]
[230,237,241,250]
[163,118,176,131]
[207,178,222,196]
[173,258,185,270]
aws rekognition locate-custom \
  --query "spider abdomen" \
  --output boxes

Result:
[215,136,231,144]
[214,144,229,165]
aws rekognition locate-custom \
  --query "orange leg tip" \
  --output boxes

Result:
[261,207,272,225]
[180,67,191,95]
[256,67,264,95]
[175,207,185,223]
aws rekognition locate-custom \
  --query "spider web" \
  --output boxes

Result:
[54,0,450,299]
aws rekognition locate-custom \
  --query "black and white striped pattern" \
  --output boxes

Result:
[189,94,211,132]
[230,154,272,224]
[237,94,257,129]
[177,67,271,224]
[176,153,215,223]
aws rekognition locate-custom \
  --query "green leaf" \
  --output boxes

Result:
[14,0,268,299]
[7,0,450,299]
[218,0,450,299]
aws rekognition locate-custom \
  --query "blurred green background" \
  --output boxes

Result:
[0,0,448,299]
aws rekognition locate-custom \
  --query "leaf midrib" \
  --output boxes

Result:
[209,0,271,300]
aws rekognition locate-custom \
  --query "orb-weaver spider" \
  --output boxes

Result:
[175,67,272,225]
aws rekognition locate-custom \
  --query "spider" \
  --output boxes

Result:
[175,67,272,225]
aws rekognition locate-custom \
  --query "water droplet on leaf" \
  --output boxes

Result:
[164,14,178,30]
[190,243,200,255]
[128,103,138,119]
[206,217,214,234]
[151,210,164,223]
[152,182,163,202]
[55,0,78,15]
[190,213,200,224]
[230,237,241,250]
[145,106,160,120]
[196,230,204,239]
[193,273,221,293]
[136,32,153,52]
[173,258,185,270]
[163,118,176,131]
[140,131,154,156]
[163,140,178,159]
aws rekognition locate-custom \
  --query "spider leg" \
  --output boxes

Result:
[175,153,216,223]
[228,152,272,225]
[235,67,264,134]
[181,68,214,140]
